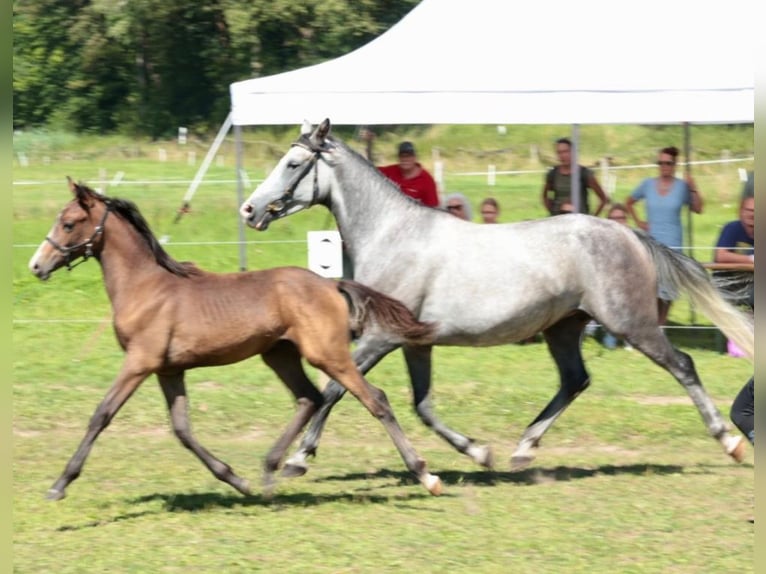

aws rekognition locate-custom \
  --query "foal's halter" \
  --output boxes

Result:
[45,202,111,271]
[266,137,330,216]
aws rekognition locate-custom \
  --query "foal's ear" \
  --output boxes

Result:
[67,176,96,208]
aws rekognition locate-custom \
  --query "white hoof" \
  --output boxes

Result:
[467,443,494,469]
[423,473,443,496]
[724,435,746,462]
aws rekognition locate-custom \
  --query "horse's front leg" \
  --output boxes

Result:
[282,337,399,478]
[157,373,252,497]
[403,344,493,469]
[47,361,151,501]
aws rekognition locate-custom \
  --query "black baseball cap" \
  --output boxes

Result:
[398,141,416,156]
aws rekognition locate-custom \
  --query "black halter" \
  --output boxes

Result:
[266,137,330,216]
[45,203,111,271]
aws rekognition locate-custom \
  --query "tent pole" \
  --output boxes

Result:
[174,113,233,223]
[235,124,248,271]
[683,121,696,324]
[571,124,581,213]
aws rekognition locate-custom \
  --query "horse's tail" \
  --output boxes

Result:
[337,280,436,345]
[633,230,753,359]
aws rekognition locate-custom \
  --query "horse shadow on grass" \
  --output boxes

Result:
[56,461,736,531]
[315,462,692,488]
[56,488,432,531]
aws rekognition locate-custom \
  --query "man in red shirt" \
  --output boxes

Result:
[362,132,439,207]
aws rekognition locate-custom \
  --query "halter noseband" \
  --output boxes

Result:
[266,137,330,216]
[45,202,111,271]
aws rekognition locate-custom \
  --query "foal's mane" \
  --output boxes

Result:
[84,186,200,277]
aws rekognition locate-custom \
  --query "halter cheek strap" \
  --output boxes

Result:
[266,139,330,216]
[45,203,111,271]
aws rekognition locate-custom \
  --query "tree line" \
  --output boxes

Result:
[13,0,418,138]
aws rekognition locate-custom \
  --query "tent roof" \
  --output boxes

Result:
[230,0,754,126]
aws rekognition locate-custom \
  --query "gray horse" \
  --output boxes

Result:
[240,119,752,476]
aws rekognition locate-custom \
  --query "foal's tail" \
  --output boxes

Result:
[337,280,436,345]
[634,230,753,360]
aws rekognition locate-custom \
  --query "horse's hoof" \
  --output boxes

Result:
[46,488,65,501]
[510,454,534,473]
[424,474,443,496]
[281,461,309,478]
[726,435,746,463]
[467,443,494,470]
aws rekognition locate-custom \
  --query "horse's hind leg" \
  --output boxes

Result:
[259,341,324,496]
[157,373,251,496]
[625,326,746,462]
[511,313,592,472]
[283,337,399,477]
[403,344,493,469]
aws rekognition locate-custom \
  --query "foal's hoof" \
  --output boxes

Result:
[46,488,66,501]
[281,461,309,478]
[510,453,535,473]
[726,435,746,463]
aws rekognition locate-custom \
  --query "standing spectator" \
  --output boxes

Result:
[542,137,608,216]
[479,197,500,223]
[444,193,473,220]
[625,146,703,324]
[360,129,439,207]
[731,376,754,447]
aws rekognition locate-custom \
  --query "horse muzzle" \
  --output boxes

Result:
[240,202,274,231]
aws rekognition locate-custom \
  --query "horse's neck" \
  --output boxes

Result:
[329,152,424,254]
[98,219,164,308]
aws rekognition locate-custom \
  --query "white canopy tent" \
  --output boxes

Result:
[186,0,754,269]
[229,0,754,126]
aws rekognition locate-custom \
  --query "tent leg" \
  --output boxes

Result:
[235,124,248,272]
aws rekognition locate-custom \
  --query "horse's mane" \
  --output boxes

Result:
[325,135,435,211]
[84,186,201,277]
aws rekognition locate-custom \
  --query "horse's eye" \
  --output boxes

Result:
[286,161,300,169]
[63,222,74,232]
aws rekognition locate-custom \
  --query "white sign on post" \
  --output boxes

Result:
[307,231,343,278]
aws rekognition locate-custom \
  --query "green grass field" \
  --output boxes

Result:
[12,126,753,573]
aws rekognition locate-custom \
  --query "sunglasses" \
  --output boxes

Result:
[609,215,627,220]
[657,160,675,166]
[447,204,464,210]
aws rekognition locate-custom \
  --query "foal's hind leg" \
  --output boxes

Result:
[403,344,493,469]
[282,337,400,477]
[157,373,251,496]
[259,341,324,496]
[625,326,746,462]
[511,313,592,472]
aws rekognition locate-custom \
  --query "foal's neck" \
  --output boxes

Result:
[97,217,168,307]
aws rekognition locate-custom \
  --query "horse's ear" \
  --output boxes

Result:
[316,118,331,140]
[310,118,331,149]
[301,119,313,136]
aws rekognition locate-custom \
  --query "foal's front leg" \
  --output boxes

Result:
[157,373,251,496]
[47,361,151,500]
